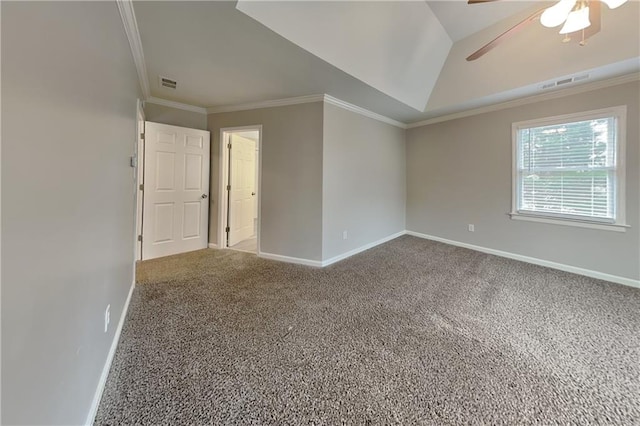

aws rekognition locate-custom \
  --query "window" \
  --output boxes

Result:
[511,106,627,231]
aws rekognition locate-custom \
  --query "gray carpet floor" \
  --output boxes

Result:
[95,235,640,425]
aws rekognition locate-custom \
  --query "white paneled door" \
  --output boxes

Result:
[142,122,210,260]
[228,135,256,246]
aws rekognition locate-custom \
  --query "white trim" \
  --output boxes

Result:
[256,231,406,268]
[116,0,150,99]
[323,95,407,129]
[0,3,3,421]
[321,231,406,267]
[208,243,219,249]
[134,100,144,265]
[85,281,135,426]
[407,73,640,129]
[217,130,229,249]
[510,105,628,130]
[509,213,629,232]
[258,252,323,267]
[405,231,639,289]
[207,94,325,114]
[205,72,637,130]
[137,98,146,121]
[218,126,263,255]
[510,105,627,230]
[145,97,207,114]
[206,94,407,129]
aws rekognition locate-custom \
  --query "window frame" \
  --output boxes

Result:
[510,105,628,232]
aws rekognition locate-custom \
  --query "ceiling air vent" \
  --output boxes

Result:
[159,76,177,90]
[573,74,590,83]
[541,74,589,90]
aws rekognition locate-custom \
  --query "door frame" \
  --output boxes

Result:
[218,125,262,254]
[133,99,145,273]
[134,99,145,262]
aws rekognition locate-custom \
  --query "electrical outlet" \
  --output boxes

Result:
[342,230,348,240]
[104,304,111,333]
[468,224,475,232]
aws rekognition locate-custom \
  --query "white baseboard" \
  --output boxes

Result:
[258,231,407,268]
[208,243,218,249]
[85,281,135,425]
[406,230,640,289]
[252,230,638,288]
[258,252,323,267]
[321,230,406,267]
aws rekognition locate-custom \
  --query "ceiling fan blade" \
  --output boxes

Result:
[466,7,546,61]
[567,0,602,42]
[468,0,501,3]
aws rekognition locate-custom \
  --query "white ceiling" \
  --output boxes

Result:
[427,1,538,42]
[427,1,640,114]
[135,1,423,120]
[237,0,451,111]
[134,1,640,123]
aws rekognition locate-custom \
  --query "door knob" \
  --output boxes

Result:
[252,192,256,196]
[201,194,208,199]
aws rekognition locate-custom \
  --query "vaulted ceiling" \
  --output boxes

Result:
[133,1,640,123]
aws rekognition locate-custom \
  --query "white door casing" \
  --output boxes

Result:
[142,122,210,260]
[135,102,145,261]
[253,148,259,233]
[228,134,256,246]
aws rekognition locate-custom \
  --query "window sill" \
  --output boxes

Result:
[509,213,629,232]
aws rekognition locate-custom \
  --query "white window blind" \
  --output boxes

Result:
[515,112,621,224]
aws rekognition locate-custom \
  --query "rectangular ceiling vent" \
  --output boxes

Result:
[159,76,177,90]
[541,74,589,90]
[573,74,590,83]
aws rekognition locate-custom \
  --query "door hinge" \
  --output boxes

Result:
[140,133,145,140]
[225,226,230,233]
[227,143,231,149]
[139,184,144,191]
[227,184,231,191]
[137,235,142,242]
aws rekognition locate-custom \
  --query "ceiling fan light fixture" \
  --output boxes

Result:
[541,0,577,28]
[559,5,591,34]
[601,0,628,9]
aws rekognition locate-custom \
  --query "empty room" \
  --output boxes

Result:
[2,0,639,424]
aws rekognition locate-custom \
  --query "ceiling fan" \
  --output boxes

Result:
[466,0,629,61]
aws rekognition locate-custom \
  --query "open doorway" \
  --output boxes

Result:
[219,126,261,254]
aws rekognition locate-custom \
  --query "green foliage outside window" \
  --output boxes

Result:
[517,117,616,221]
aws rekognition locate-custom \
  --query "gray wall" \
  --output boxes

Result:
[208,103,324,261]
[323,103,406,260]
[407,81,640,280]
[2,2,140,424]
[144,102,208,130]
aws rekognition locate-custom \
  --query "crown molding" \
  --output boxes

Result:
[145,97,207,114]
[207,94,407,129]
[206,94,325,114]
[407,72,640,129]
[323,95,407,129]
[202,72,639,130]
[117,0,150,99]
[114,0,404,129]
